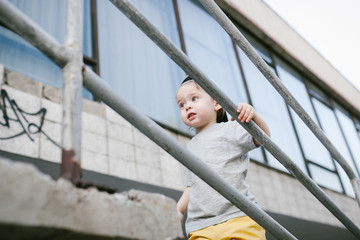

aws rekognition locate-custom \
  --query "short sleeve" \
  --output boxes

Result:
[229,121,257,153]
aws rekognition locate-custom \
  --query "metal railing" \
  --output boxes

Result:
[0,0,359,239]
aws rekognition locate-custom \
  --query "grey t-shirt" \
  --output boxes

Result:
[184,121,258,234]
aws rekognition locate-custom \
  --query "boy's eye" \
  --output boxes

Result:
[179,102,185,108]
[192,97,198,101]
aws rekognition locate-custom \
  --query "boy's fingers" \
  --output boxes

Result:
[246,109,255,122]
[237,103,244,112]
[238,109,246,120]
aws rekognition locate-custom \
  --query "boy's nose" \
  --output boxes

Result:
[186,104,192,111]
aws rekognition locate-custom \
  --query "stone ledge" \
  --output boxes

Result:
[0,158,183,240]
[1,67,107,119]
[5,70,43,98]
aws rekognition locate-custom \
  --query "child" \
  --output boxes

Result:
[176,76,270,240]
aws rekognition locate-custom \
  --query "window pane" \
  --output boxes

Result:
[178,0,247,105]
[239,49,303,170]
[309,165,343,192]
[335,105,360,176]
[275,59,333,169]
[312,98,355,195]
[83,0,93,57]
[97,0,184,129]
[0,0,93,100]
[0,0,66,88]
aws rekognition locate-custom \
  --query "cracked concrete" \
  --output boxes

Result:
[0,158,182,240]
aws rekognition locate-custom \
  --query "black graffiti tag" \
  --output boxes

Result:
[0,89,60,148]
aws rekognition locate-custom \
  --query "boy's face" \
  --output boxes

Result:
[176,81,220,132]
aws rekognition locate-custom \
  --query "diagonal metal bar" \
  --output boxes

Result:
[108,0,360,238]
[0,0,70,67]
[82,66,297,240]
[197,0,360,207]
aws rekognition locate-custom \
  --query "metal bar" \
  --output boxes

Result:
[108,0,360,238]
[83,66,297,240]
[197,0,360,207]
[0,0,70,67]
[60,0,84,184]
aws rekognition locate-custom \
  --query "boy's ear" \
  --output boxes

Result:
[214,101,222,111]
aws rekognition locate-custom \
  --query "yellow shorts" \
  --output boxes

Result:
[188,216,266,240]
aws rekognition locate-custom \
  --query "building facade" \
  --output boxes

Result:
[1,0,360,239]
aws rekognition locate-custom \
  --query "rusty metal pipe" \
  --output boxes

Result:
[60,0,84,184]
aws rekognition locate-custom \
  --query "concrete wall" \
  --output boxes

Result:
[0,157,183,240]
[0,65,359,233]
[220,0,360,115]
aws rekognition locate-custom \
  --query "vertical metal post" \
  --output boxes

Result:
[60,0,84,184]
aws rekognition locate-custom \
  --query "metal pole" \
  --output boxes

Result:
[197,0,360,207]
[59,0,84,184]
[83,66,297,240]
[108,0,360,238]
[0,0,70,67]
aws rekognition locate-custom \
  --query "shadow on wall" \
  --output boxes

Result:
[266,212,357,240]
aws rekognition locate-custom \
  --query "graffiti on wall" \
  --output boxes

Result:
[0,89,60,148]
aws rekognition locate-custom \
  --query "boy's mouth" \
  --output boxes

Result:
[188,112,196,120]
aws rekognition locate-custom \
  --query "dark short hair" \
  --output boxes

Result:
[216,108,228,123]
[182,75,193,84]
[181,75,228,123]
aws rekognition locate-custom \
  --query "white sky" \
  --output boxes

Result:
[262,0,360,91]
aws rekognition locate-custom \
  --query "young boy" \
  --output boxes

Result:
[176,77,270,240]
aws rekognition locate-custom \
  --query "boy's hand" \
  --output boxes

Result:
[236,103,256,123]
[231,103,270,142]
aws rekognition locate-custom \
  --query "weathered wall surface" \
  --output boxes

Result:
[0,66,359,234]
[0,157,183,240]
[0,64,187,191]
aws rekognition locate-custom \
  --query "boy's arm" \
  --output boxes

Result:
[252,112,270,146]
[177,186,190,222]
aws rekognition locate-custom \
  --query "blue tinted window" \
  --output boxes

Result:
[275,58,332,170]
[309,164,343,192]
[312,97,354,195]
[178,0,248,105]
[239,50,303,170]
[97,0,184,129]
[0,0,66,88]
[0,0,93,100]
